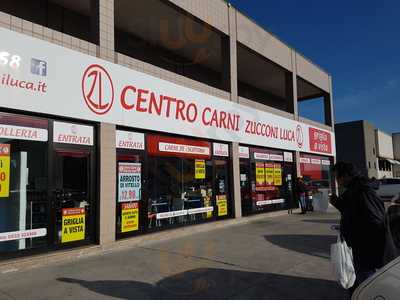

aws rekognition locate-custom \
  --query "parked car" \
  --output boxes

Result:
[376,178,400,202]
[352,256,400,300]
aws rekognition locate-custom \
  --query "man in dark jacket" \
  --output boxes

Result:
[330,162,387,294]
[295,177,308,214]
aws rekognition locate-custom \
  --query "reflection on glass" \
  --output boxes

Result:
[0,140,48,252]
[300,155,333,212]
[148,157,214,228]
[240,150,293,215]
[54,153,90,244]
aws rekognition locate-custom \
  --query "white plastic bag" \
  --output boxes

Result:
[330,235,356,289]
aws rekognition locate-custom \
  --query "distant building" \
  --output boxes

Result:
[335,120,400,179]
[393,133,400,177]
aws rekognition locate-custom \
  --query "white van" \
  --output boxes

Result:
[376,179,400,202]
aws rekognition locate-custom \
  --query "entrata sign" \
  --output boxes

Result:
[116,130,145,150]
[238,146,250,159]
[0,28,335,156]
[213,143,229,157]
[53,121,93,146]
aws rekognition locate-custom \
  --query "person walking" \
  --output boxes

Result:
[330,162,396,295]
[295,177,307,214]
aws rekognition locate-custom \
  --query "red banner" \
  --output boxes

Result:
[309,128,332,154]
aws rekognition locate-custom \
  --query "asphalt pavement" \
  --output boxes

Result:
[0,210,348,300]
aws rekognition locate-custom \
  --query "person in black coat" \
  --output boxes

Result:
[295,177,308,214]
[330,162,394,295]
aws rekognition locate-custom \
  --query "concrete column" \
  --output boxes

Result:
[291,51,299,119]
[295,151,301,178]
[228,5,238,103]
[99,123,116,245]
[325,75,335,129]
[292,51,301,178]
[98,0,114,62]
[231,142,242,218]
[228,5,242,218]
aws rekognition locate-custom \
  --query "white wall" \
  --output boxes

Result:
[378,169,393,179]
[393,133,400,160]
[376,130,394,159]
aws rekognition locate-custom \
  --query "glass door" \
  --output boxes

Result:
[51,149,94,247]
[240,160,252,216]
[214,159,230,219]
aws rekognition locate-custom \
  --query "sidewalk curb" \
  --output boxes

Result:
[0,209,298,274]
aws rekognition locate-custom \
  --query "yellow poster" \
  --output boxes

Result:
[195,159,206,179]
[121,202,139,233]
[256,162,265,186]
[61,208,85,243]
[203,196,213,218]
[217,195,228,217]
[274,164,282,186]
[0,144,10,198]
[265,163,274,186]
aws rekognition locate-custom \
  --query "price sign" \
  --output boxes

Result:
[121,202,139,233]
[265,163,274,186]
[195,160,206,179]
[118,163,141,202]
[61,208,85,243]
[274,164,282,186]
[0,144,10,198]
[217,195,228,217]
[256,162,265,186]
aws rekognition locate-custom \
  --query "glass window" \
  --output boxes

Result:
[147,156,214,228]
[116,153,143,237]
[146,135,231,229]
[241,147,292,215]
[300,154,333,212]
[0,115,49,253]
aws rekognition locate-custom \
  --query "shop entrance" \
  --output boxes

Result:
[50,149,95,247]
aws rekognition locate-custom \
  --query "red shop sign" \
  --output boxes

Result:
[309,128,332,154]
[147,135,211,159]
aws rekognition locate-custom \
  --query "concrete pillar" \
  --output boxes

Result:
[98,0,114,62]
[228,5,238,103]
[291,51,299,118]
[295,151,301,178]
[99,123,116,245]
[228,5,242,218]
[231,142,242,218]
[291,51,302,178]
[326,75,335,129]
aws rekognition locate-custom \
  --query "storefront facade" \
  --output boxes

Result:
[299,153,334,212]
[240,146,295,215]
[115,130,232,239]
[0,111,97,258]
[0,0,336,260]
